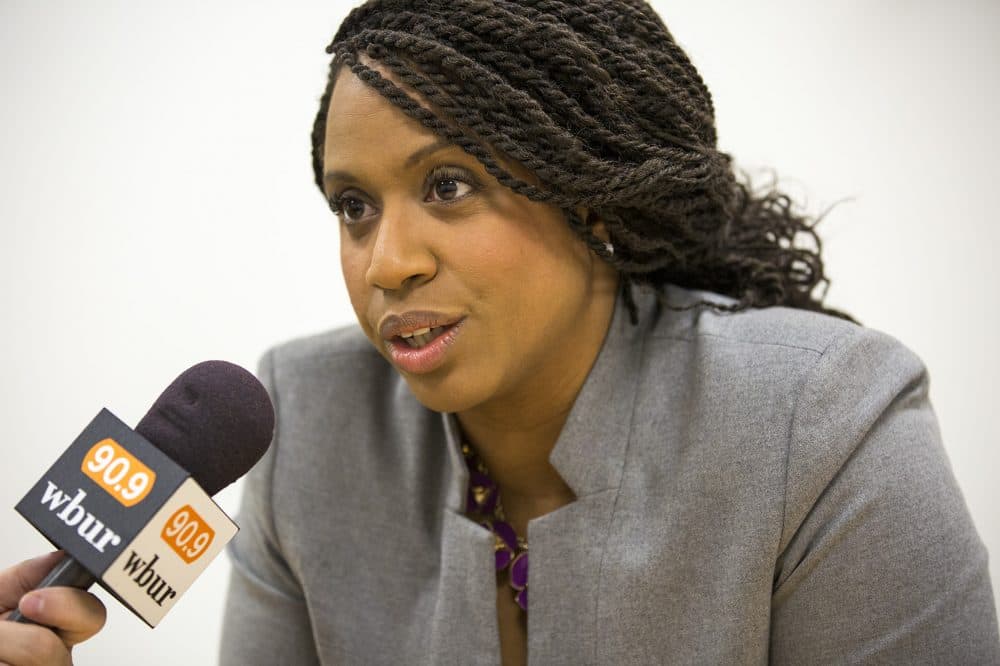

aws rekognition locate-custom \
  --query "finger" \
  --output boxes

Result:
[16,586,107,648]
[0,621,71,666]
[0,552,64,611]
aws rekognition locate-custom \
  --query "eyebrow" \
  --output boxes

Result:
[404,138,454,167]
[323,138,455,186]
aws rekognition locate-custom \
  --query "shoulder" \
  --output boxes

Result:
[643,285,932,454]
[263,324,382,373]
[256,321,437,438]
[630,286,933,520]
[251,323,441,524]
[255,324,419,461]
[643,284,925,381]
[259,325,397,402]
[653,288,937,538]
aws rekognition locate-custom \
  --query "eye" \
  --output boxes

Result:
[424,167,477,203]
[330,192,377,225]
[428,179,472,202]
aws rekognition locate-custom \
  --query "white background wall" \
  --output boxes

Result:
[1,2,996,663]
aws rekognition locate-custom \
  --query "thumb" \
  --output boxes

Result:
[0,551,65,614]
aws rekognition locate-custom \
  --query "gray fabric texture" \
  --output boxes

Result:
[219,285,999,664]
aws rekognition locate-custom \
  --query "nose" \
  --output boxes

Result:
[364,206,437,291]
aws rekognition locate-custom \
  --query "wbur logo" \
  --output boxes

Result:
[38,481,122,553]
[120,551,177,607]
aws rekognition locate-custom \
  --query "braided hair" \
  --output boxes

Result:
[311,0,852,322]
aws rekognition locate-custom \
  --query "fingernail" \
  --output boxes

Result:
[20,592,44,617]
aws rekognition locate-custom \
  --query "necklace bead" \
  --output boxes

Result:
[462,443,529,612]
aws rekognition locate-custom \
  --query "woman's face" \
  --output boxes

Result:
[322,66,618,418]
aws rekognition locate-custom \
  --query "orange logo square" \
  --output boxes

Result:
[81,438,156,507]
[160,505,215,564]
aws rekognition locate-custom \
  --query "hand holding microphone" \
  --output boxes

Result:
[0,361,274,664]
[0,551,107,665]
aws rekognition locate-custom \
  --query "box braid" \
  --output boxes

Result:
[311,0,853,322]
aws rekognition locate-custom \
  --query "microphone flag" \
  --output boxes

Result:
[14,408,237,627]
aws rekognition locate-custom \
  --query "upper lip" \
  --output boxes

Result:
[378,311,464,340]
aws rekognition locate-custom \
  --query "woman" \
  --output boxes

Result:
[2,1,997,664]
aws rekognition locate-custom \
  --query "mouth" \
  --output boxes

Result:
[378,312,465,375]
[397,325,452,348]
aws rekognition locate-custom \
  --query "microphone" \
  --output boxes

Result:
[8,360,274,626]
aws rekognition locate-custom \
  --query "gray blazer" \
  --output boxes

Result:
[220,286,999,664]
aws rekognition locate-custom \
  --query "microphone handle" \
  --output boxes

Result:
[7,556,95,624]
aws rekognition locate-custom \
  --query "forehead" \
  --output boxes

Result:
[324,65,439,159]
[321,61,539,189]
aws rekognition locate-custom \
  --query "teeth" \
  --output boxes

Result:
[401,326,444,348]
[399,326,431,339]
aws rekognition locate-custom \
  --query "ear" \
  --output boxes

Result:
[579,208,610,243]
[576,207,616,262]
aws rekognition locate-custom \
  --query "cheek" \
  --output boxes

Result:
[455,200,582,275]
[484,215,590,290]
[339,234,372,321]
[450,214,593,340]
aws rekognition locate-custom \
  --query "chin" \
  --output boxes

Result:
[400,372,485,415]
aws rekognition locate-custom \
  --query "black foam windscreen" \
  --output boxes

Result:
[135,360,275,496]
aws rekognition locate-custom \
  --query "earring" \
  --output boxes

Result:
[603,241,615,257]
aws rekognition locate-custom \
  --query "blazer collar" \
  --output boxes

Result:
[548,286,653,497]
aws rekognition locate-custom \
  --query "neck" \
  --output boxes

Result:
[456,267,619,522]
[458,402,572,500]
[456,295,616,512]
[458,406,577,534]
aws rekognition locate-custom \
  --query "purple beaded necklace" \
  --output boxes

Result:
[462,442,529,611]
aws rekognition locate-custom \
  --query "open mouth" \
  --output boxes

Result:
[383,318,465,375]
[378,312,466,374]
[397,325,449,348]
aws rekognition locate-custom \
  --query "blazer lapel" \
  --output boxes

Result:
[427,413,503,664]
[527,290,650,664]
